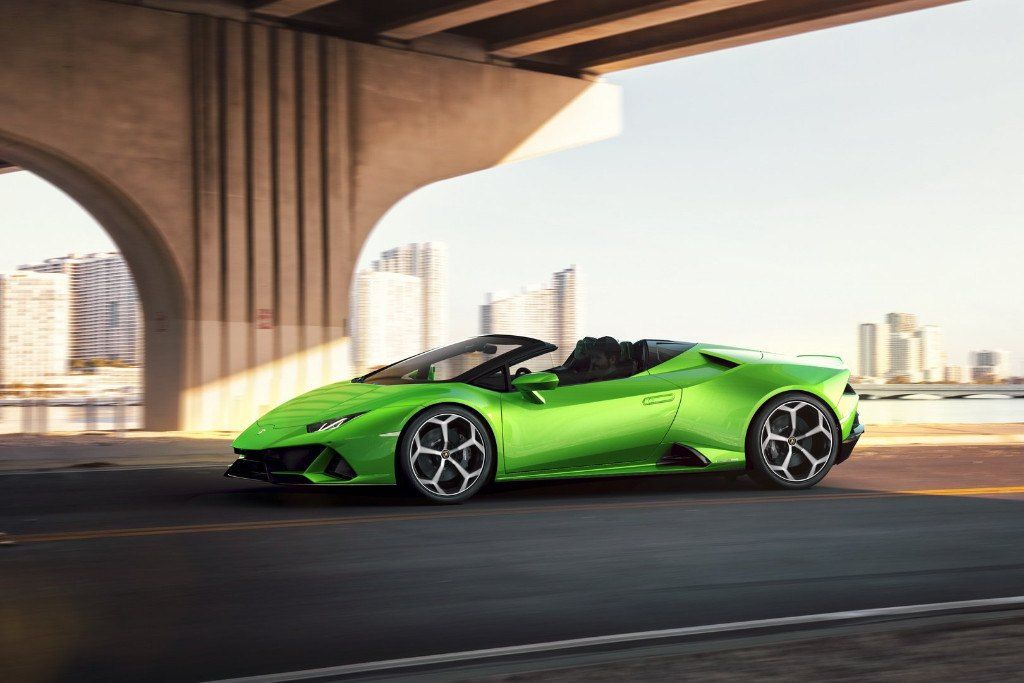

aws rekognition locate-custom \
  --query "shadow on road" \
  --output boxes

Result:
[218,471,792,510]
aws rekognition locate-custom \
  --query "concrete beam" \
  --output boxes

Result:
[380,0,556,41]
[491,0,761,59]
[568,0,965,73]
[253,0,335,18]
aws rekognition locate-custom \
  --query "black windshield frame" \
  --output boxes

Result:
[357,335,556,385]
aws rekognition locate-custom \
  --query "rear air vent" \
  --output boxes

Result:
[657,444,711,468]
[844,384,858,395]
[700,352,739,369]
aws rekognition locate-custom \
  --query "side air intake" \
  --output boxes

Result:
[657,444,711,468]
[700,352,739,369]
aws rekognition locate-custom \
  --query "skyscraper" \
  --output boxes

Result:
[352,271,423,373]
[857,322,890,379]
[0,271,69,386]
[944,365,966,383]
[371,242,449,349]
[916,325,944,382]
[970,350,1010,383]
[889,332,922,383]
[20,252,141,364]
[859,313,948,383]
[552,266,583,356]
[885,312,918,334]
[480,265,584,359]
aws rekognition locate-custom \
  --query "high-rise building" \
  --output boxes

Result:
[944,365,966,384]
[859,313,948,383]
[371,242,448,349]
[0,271,69,386]
[970,350,1010,383]
[352,271,423,373]
[20,252,141,364]
[916,325,944,382]
[857,322,890,379]
[889,332,921,383]
[552,266,583,356]
[480,265,583,360]
[885,312,918,334]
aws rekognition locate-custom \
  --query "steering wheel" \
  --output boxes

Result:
[514,367,532,378]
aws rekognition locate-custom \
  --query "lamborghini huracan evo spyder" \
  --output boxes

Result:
[227,335,864,503]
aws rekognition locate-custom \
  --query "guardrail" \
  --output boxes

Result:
[1,396,141,434]
[853,384,1024,399]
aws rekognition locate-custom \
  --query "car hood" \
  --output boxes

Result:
[256,381,384,428]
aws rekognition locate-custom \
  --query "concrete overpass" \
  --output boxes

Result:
[0,0,964,430]
[855,384,1024,399]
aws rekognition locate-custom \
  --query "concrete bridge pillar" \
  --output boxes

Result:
[0,0,620,430]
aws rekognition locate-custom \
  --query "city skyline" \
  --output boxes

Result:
[0,252,143,392]
[352,242,449,374]
[858,311,1014,383]
[352,241,582,375]
[20,251,142,365]
[3,239,1021,381]
[481,265,583,360]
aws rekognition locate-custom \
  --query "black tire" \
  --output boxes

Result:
[746,392,839,490]
[398,405,495,504]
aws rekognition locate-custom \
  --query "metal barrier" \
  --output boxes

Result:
[8,396,137,434]
[20,400,48,433]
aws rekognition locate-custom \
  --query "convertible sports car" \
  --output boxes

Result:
[227,335,863,502]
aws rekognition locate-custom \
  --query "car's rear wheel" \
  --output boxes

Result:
[746,393,839,489]
[399,405,493,504]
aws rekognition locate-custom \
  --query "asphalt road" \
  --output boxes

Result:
[2,444,1024,682]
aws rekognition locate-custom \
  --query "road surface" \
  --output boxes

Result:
[2,444,1023,681]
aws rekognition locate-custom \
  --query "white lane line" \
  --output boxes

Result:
[206,595,1024,683]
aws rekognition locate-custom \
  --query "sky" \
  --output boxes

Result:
[2,0,1022,369]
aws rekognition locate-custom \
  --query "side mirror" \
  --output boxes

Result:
[511,371,559,404]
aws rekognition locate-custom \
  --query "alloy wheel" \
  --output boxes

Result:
[760,400,834,482]
[409,413,487,497]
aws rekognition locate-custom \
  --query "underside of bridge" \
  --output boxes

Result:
[138,0,963,74]
[0,0,962,430]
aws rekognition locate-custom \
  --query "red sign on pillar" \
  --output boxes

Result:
[255,308,274,329]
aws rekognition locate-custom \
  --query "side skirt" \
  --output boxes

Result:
[495,456,745,483]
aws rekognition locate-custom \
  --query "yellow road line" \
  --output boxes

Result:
[895,485,1024,496]
[10,486,1024,545]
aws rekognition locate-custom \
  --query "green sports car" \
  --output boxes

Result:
[227,335,864,503]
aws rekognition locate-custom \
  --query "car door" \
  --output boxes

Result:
[500,372,681,474]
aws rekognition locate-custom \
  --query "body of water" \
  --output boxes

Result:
[857,398,1024,425]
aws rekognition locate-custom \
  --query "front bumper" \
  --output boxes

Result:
[837,413,865,464]
[224,445,357,485]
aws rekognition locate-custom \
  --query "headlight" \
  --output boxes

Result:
[306,413,363,433]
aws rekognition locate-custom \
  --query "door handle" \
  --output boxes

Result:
[642,393,674,406]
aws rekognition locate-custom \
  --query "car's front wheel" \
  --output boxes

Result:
[399,405,494,504]
[746,393,839,489]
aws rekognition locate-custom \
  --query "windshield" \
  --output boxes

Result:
[359,337,530,384]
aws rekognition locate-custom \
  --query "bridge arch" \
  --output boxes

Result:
[0,130,187,430]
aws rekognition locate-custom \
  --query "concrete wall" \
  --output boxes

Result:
[0,0,620,430]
